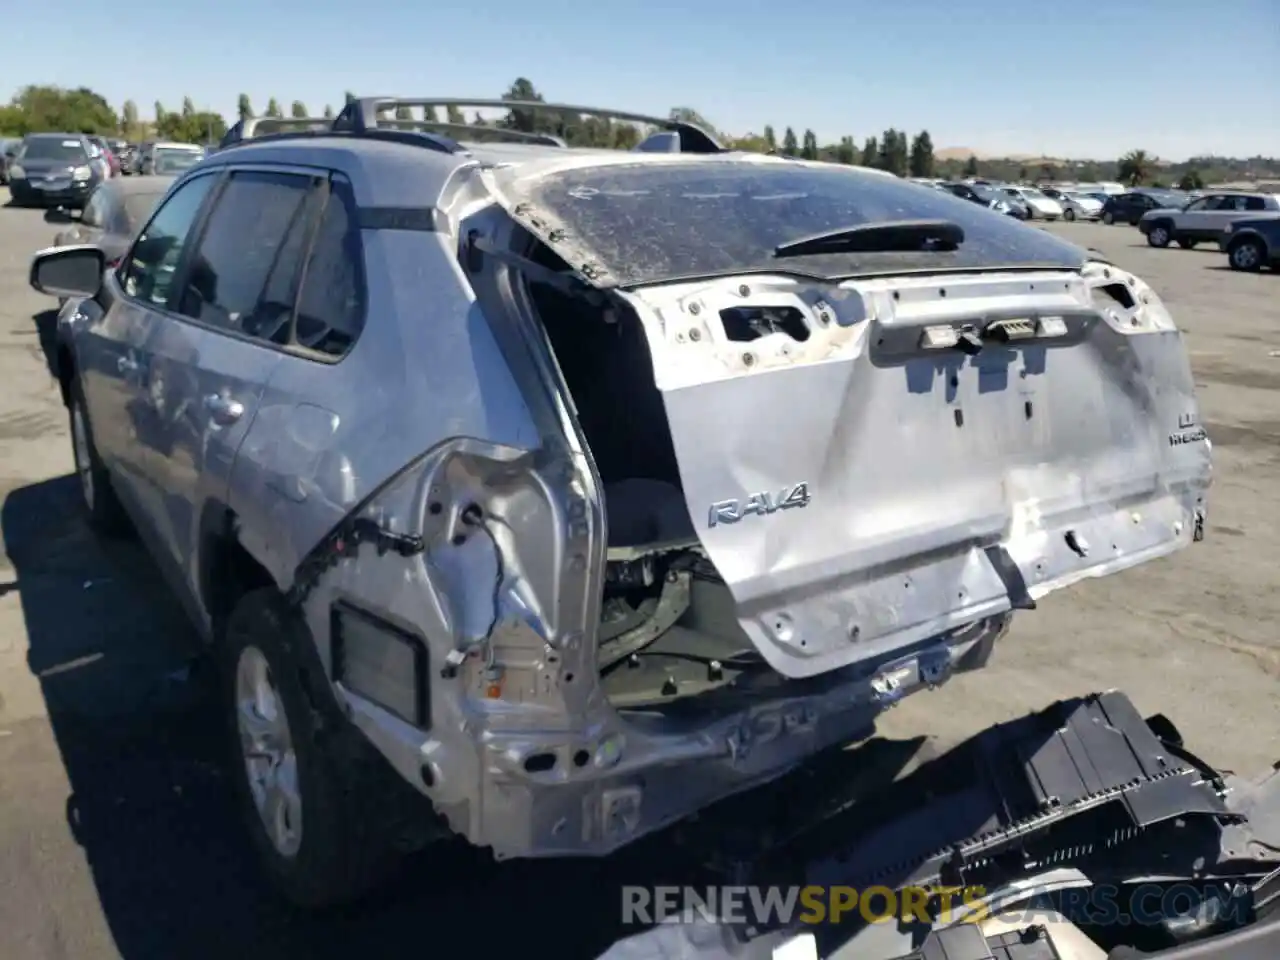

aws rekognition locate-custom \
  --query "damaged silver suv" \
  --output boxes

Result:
[29,97,1212,908]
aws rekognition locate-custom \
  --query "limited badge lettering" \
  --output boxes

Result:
[1169,411,1207,447]
[708,482,811,527]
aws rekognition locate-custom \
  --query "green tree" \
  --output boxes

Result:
[1117,150,1152,186]
[1178,169,1204,191]
[499,77,545,132]
[291,101,309,118]
[964,154,979,177]
[860,136,878,167]
[878,129,908,176]
[835,135,856,165]
[154,100,165,125]
[344,91,357,106]
[423,105,438,123]
[0,85,118,136]
[445,104,465,125]
[121,99,140,138]
[394,104,413,120]
[265,98,283,118]
[237,93,253,122]
[908,130,935,178]
[781,126,798,156]
[181,97,195,119]
[763,124,777,153]
[800,129,819,160]
[322,104,334,120]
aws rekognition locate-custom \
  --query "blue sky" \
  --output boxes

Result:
[4,0,1278,160]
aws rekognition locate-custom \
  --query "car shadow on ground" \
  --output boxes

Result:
[31,309,60,381]
[3,472,945,960]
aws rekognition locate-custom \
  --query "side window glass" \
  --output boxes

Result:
[1184,198,1207,212]
[175,170,315,338]
[292,179,365,358]
[1244,196,1268,211]
[119,174,215,307]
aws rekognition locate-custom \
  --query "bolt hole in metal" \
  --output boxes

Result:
[428,501,443,515]
[236,646,302,858]
[1025,400,1034,419]
[954,408,964,427]
[573,749,590,768]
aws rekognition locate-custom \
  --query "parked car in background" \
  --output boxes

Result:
[6,133,106,209]
[128,141,154,175]
[1056,191,1104,221]
[47,175,174,264]
[1099,189,1188,226]
[85,136,121,178]
[0,137,17,185]
[140,141,203,175]
[1140,192,1280,249]
[150,145,205,175]
[1000,185,1064,220]
[116,142,138,173]
[45,176,176,306]
[1219,213,1280,272]
[940,181,1027,218]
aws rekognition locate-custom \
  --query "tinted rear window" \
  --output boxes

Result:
[515,161,1088,287]
[18,137,87,162]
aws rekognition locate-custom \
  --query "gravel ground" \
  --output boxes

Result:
[0,196,1276,960]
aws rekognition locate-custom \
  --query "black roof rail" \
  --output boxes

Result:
[335,98,724,154]
[214,114,466,157]
[369,117,567,147]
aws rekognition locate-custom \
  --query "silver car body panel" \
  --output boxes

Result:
[52,134,1213,861]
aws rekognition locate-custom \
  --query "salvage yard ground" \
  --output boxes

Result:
[0,199,1276,960]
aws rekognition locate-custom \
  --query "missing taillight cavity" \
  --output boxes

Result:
[1095,282,1136,311]
[719,306,810,343]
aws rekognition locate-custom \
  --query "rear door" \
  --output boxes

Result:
[136,165,324,598]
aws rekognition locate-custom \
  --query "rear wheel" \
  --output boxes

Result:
[221,588,438,908]
[1146,223,1172,248]
[1063,207,1076,222]
[1102,211,1114,225]
[1228,238,1265,272]
[68,377,131,536]
[1177,238,1197,249]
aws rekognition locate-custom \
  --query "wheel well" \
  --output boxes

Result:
[1228,232,1265,253]
[201,512,278,641]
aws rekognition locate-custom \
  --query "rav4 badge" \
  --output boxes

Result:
[708,482,811,527]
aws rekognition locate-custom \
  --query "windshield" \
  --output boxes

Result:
[153,149,202,173]
[515,161,1088,288]
[17,137,87,163]
[1020,188,1048,199]
[1146,192,1184,207]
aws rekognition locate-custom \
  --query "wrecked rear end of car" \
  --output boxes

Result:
[290,154,1212,861]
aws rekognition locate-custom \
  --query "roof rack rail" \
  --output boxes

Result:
[372,118,567,147]
[216,115,332,150]
[334,98,724,153]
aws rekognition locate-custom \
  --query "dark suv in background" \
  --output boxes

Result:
[6,133,105,208]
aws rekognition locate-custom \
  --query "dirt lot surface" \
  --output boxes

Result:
[0,196,1276,960]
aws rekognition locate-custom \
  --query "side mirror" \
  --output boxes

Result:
[43,206,78,225]
[29,245,105,300]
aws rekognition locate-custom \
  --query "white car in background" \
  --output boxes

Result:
[1001,186,1064,220]
[1043,188,1104,221]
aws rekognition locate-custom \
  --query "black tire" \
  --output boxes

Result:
[221,588,438,908]
[1228,238,1265,272]
[1146,221,1172,248]
[68,376,132,537]
[1177,238,1197,249]
[1102,211,1114,225]
[1063,207,1076,222]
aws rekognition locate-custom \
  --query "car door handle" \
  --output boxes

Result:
[204,394,245,425]
[117,355,139,374]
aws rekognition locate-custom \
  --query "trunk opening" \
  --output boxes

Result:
[525,248,780,714]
